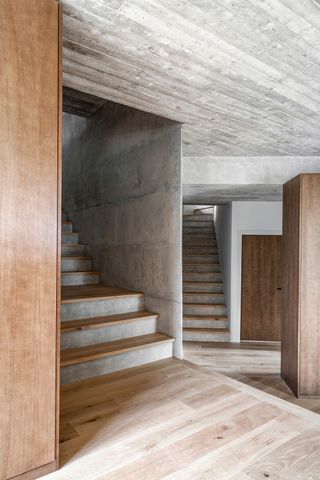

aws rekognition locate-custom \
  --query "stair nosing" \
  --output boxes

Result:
[183,327,230,333]
[62,271,100,275]
[183,314,228,320]
[61,291,144,304]
[183,302,226,307]
[61,310,160,333]
[60,333,175,367]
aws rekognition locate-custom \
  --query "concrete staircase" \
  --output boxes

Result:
[60,211,174,384]
[183,212,230,342]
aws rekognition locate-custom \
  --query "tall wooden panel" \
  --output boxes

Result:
[241,235,282,342]
[282,174,320,397]
[0,2,61,479]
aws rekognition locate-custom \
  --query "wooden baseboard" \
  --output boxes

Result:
[9,461,57,480]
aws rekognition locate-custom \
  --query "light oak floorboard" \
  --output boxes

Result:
[184,341,320,414]
[41,357,320,479]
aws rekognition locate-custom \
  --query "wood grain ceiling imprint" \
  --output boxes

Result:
[61,0,320,156]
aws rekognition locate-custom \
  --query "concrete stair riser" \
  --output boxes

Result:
[183,264,221,273]
[183,272,223,282]
[61,341,174,385]
[183,304,227,315]
[62,222,73,233]
[183,255,219,263]
[62,233,79,245]
[183,293,225,304]
[61,272,100,286]
[61,258,93,272]
[183,331,230,342]
[61,296,144,321]
[62,244,87,256]
[183,282,224,293]
[61,317,158,349]
[183,318,228,328]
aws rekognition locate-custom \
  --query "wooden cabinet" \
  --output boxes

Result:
[0,1,61,479]
[282,174,320,397]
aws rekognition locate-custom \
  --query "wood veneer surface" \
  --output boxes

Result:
[241,235,282,342]
[0,1,60,478]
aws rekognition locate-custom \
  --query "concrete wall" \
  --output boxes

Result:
[214,201,282,342]
[214,204,232,320]
[62,105,183,358]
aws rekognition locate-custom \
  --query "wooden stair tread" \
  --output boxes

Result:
[61,284,144,303]
[183,272,222,275]
[183,292,224,296]
[62,256,91,260]
[61,333,175,367]
[183,327,229,333]
[62,271,100,275]
[183,302,226,307]
[62,221,72,224]
[61,243,87,247]
[184,254,217,257]
[183,281,223,285]
[62,232,78,236]
[184,262,219,266]
[61,310,159,333]
[184,314,228,320]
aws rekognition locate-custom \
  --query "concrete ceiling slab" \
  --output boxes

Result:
[183,184,283,204]
[60,0,320,157]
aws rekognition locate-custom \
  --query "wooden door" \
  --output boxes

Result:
[0,2,61,479]
[241,235,282,342]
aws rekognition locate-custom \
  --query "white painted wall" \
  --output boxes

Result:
[215,201,282,342]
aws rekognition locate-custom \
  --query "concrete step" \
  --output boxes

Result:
[61,310,159,349]
[61,285,144,320]
[183,314,229,329]
[183,214,212,222]
[183,254,219,263]
[61,271,101,286]
[61,257,93,272]
[183,272,223,282]
[183,232,215,238]
[183,226,214,234]
[62,221,73,233]
[62,244,87,256]
[184,240,217,247]
[183,328,230,342]
[183,221,213,227]
[60,333,174,384]
[183,303,227,315]
[183,281,224,293]
[183,263,221,273]
[183,292,225,304]
[183,246,218,255]
[62,232,79,245]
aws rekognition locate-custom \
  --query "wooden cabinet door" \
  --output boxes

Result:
[241,235,282,342]
[0,1,61,479]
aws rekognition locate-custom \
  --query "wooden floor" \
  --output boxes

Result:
[184,342,320,414]
[44,356,320,479]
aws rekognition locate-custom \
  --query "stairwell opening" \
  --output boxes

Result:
[60,88,183,386]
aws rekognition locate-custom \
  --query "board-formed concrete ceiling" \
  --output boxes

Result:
[61,0,320,157]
